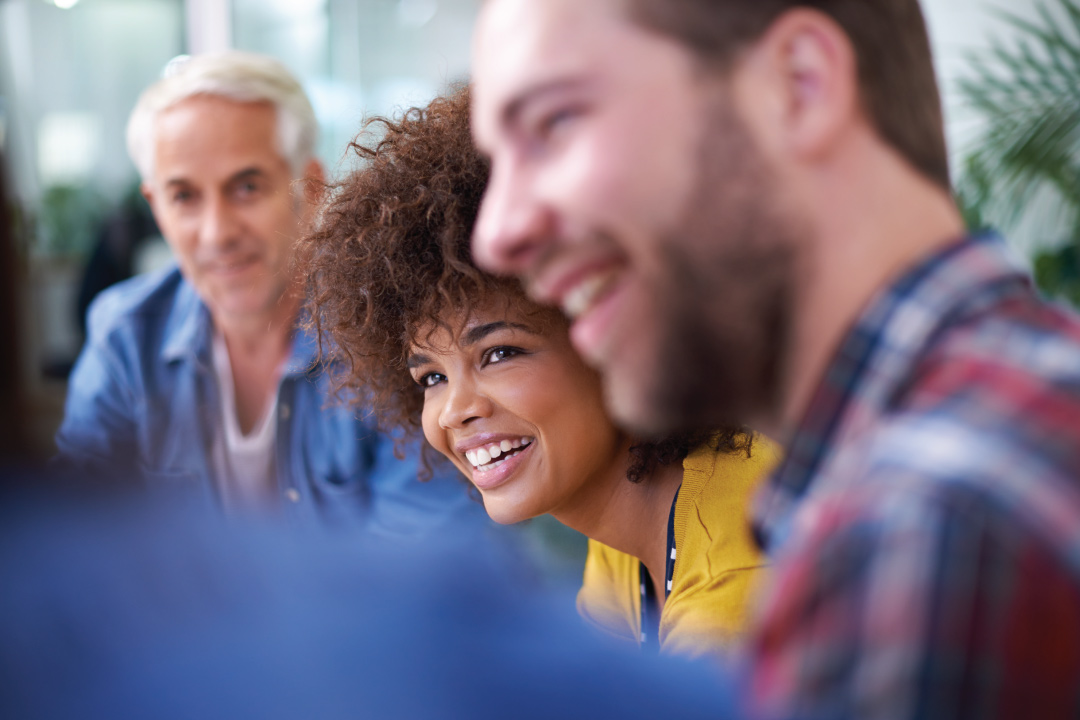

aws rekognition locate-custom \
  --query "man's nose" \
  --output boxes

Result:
[438,376,494,430]
[472,160,552,277]
[198,197,241,251]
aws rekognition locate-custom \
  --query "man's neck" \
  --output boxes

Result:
[215,292,302,434]
[216,290,301,355]
[776,135,966,436]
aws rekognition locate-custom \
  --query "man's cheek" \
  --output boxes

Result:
[555,135,634,218]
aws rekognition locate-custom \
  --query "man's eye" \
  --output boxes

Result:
[541,108,575,134]
[171,190,194,204]
[534,106,581,144]
[484,346,522,366]
[234,181,261,198]
[418,372,447,388]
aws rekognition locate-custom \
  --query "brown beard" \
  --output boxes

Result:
[639,88,800,435]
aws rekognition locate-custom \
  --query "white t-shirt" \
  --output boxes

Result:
[210,329,280,514]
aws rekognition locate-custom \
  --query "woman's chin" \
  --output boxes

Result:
[480,497,537,526]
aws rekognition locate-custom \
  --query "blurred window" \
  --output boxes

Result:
[232,0,480,177]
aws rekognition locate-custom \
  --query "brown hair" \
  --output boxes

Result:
[626,0,950,190]
[302,86,748,481]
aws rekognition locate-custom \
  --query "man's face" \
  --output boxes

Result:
[471,0,797,435]
[143,96,313,327]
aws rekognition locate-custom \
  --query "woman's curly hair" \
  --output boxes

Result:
[302,86,750,481]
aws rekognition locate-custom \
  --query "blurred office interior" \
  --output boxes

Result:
[0,0,1067,459]
[0,0,480,459]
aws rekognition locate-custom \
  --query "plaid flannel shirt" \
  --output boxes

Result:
[745,233,1080,720]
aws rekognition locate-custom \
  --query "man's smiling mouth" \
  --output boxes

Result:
[560,267,621,319]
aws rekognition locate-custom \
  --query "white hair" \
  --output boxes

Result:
[126,51,318,182]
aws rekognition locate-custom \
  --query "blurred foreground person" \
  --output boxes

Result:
[0,495,743,720]
[304,88,780,658]
[55,52,480,533]
[471,0,1080,716]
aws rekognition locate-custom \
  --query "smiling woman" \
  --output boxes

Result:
[406,297,621,526]
[302,87,781,658]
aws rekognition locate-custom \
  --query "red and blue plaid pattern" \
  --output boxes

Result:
[746,234,1080,719]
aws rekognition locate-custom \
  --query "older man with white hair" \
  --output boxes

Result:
[56,52,478,532]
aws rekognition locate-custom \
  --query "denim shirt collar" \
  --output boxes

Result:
[284,311,320,378]
[751,232,1031,552]
[160,281,318,378]
[160,280,213,367]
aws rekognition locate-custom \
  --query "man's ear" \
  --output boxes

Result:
[737,8,859,163]
[140,182,160,217]
[301,158,326,206]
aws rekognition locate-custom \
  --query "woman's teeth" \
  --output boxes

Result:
[465,438,533,470]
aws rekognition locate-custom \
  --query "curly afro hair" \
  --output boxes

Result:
[302,85,749,481]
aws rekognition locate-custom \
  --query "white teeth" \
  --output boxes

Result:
[465,437,536,470]
[562,272,615,319]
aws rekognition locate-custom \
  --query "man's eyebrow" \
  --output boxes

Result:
[406,352,433,370]
[228,167,267,184]
[162,167,266,189]
[462,321,532,347]
[502,77,590,128]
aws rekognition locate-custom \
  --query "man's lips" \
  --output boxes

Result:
[200,254,261,275]
[559,267,622,320]
[527,253,626,321]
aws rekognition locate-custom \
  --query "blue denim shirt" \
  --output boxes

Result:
[55,266,485,535]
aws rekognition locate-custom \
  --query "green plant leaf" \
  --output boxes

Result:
[957,0,1080,306]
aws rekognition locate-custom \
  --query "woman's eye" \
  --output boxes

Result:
[418,372,446,388]
[484,346,521,366]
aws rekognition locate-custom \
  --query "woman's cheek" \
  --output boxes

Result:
[420,404,448,458]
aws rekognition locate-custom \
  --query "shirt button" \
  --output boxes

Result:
[285,488,300,503]
[280,404,291,420]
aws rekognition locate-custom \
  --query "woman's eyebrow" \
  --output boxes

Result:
[407,322,534,367]
[406,352,433,370]
[461,321,532,347]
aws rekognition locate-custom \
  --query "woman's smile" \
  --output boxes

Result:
[409,300,625,525]
[462,436,535,490]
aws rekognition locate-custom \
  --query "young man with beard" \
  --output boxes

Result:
[55,52,481,534]
[470,0,1080,716]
